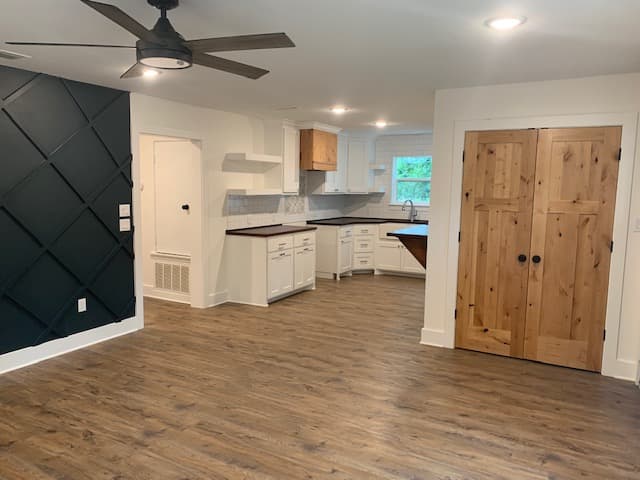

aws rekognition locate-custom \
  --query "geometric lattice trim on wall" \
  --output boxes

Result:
[0,64,135,355]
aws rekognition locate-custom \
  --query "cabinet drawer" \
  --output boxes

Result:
[354,238,374,253]
[295,245,314,255]
[339,227,353,238]
[294,232,315,248]
[267,235,294,253]
[354,253,374,269]
[354,225,376,236]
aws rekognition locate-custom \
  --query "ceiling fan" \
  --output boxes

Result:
[6,0,295,80]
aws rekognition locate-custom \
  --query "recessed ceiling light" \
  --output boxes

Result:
[485,17,527,31]
[375,120,387,128]
[331,106,349,114]
[143,69,160,78]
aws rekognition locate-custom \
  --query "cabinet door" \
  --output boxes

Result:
[455,130,538,358]
[401,246,426,274]
[268,251,294,299]
[339,239,353,273]
[282,126,300,193]
[524,127,621,372]
[346,139,369,193]
[376,242,402,271]
[295,247,315,289]
[325,134,348,193]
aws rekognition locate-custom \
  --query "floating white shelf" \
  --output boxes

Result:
[369,164,387,172]
[225,153,283,165]
[368,186,386,194]
[227,188,283,196]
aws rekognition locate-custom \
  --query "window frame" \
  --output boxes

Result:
[390,155,432,206]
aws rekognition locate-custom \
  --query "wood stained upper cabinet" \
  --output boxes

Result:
[455,127,622,372]
[300,129,337,171]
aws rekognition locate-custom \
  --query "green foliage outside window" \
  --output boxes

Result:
[393,156,432,205]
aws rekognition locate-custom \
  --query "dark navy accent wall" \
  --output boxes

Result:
[0,65,135,355]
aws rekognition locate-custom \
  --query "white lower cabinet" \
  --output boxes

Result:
[295,246,316,289]
[375,240,426,275]
[376,241,403,271]
[339,238,353,273]
[268,251,294,299]
[227,230,316,306]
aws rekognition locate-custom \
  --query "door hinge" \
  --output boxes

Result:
[454,309,458,320]
[618,148,622,161]
[603,329,607,341]
[610,240,614,253]
[458,231,461,242]
[462,150,465,163]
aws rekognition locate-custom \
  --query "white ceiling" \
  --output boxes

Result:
[2,0,640,133]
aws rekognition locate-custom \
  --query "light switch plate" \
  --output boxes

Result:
[78,298,87,313]
[119,218,131,232]
[119,204,131,218]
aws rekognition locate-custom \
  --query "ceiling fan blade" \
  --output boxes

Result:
[6,41,134,48]
[80,0,159,43]
[120,63,160,79]
[185,33,295,53]
[191,52,269,80]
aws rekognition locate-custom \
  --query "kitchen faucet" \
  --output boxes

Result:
[402,199,418,222]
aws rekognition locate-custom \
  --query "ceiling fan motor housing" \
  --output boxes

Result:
[147,0,179,11]
[138,15,192,69]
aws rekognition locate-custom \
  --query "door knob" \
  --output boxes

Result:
[532,255,542,264]
[518,254,527,263]
[181,204,190,211]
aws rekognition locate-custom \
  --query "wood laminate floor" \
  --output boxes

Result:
[0,275,639,480]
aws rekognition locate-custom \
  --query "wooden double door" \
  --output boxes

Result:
[455,127,621,371]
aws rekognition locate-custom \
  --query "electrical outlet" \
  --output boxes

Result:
[78,298,87,313]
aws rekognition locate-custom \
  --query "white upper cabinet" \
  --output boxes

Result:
[323,134,348,193]
[282,125,300,194]
[346,138,369,193]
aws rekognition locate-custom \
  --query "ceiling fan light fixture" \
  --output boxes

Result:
[375,120,387,128]
[138,47,192,69]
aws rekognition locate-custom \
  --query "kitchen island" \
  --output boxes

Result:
[387,224,429,269]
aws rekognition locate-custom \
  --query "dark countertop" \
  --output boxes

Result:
[387,224,429,240]
[226,224,318,238]
[307,217,429,226]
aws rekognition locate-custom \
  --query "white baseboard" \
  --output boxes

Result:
[207,290,229,308]
[144,284,190,304]
[602,358,639,382]
[0,316,142,375]
[420,328,451,348]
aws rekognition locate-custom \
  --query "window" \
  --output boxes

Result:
[392,156,432,205]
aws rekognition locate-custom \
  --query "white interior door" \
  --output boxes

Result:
[154,140,197,257]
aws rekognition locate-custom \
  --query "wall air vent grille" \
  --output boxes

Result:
[155,262,190,293]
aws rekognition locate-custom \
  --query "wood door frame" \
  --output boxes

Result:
[134,128,207,310]
[440,113,638,380]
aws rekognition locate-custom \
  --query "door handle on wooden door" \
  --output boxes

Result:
[532,255,542,264]
[518,254,527,263]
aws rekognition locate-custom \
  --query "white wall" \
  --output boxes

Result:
[425,73,640,381]
[345,134,433,221]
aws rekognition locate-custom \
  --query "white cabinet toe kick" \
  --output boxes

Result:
[226,231,317,306]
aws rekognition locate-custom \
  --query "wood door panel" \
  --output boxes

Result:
[524,127,621,372]
[456,130,538,358]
